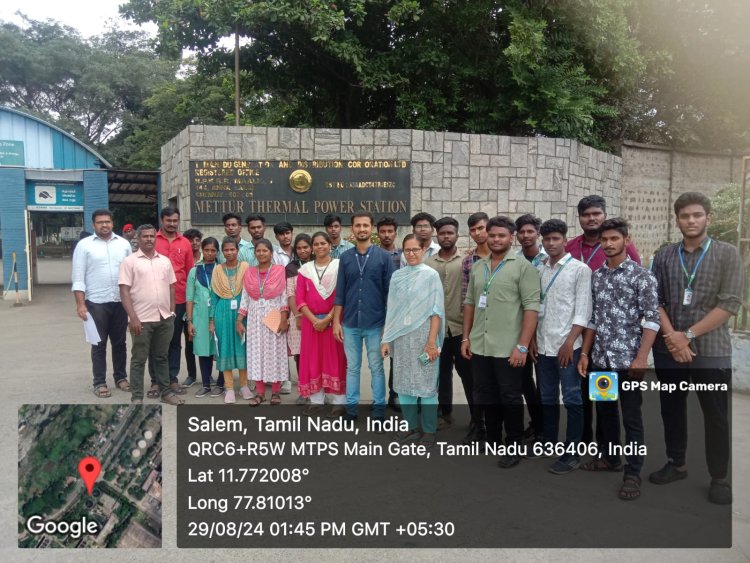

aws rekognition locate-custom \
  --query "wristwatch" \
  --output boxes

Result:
[516,344,528,354]
[684,329,695,341]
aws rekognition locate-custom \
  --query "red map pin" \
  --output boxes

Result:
[78,456,101,495]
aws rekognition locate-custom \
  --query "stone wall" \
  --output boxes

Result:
[161,126,622,246]
[620,141,744,262]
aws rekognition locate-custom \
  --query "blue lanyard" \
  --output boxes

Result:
[483,259,507,293]
[541,257,572,302]
[580,240,601,265]
[678,238,711,289]
[257,267,270,297]
[356,246,373,277]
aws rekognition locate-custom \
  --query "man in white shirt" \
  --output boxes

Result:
[532,218,592,474]
[273,221,294,266]
[71,209,132,397]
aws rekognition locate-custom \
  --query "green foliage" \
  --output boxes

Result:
[708,184,741,245]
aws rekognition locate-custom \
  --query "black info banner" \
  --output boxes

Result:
[176,405,730,548]
[189,159,411,225]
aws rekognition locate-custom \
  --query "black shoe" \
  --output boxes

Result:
[388,395,401,413]
[708,480,732,505]
[371,416,386,434]
[523,425,535,440]
[649,463,688,485]
[498,454,522,469]
[344,413,358,423]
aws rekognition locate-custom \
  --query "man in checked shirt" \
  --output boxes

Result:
[648,192,744,505]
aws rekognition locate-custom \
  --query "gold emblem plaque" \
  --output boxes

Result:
[289,169,312,193]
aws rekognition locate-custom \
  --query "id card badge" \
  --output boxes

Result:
[478,293,488,309]
[230,299,238,310]
[683,288,693,306]
[538,302,546,318]
[207,297,211,308]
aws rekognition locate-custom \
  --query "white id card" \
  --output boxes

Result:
[478,294,488,309]
[539,302,546,318]
[230,299,238,310]
[683,288,693,306]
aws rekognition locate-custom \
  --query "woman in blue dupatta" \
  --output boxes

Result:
[186,237,219,397]
[381,234,445,447]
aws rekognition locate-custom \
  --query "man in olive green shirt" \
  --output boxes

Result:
[426,217,477,439]
[461,216,540,468]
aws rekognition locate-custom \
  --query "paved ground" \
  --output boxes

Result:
[1,259,749,561]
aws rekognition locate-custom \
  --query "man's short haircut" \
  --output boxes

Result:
[410,212,436,227]
[91,209,112,222]
[351,211,374,225]
[540,219,568,238]
[434,217,459,232]
[160,206,180,219]
[515,213,542,232]
[376,216,398,230]
[324,214,342,227]
[599,217,629,238]
[183,228,203,240]
[577,195,606,215]
[487,215,516,234]
[273,221,293,235]
[222,212,242,224]
[467,212,490,228]
[245,214,266,225]
[674,192,711,216]
[136,224,156,237]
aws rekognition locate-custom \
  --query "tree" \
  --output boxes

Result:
[120,0,649,149]
[0,15,179,148]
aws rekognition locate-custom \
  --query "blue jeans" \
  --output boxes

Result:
[536,350,583,458]
[343,326,386,417]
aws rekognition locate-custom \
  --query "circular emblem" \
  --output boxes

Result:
[289,169,312,193]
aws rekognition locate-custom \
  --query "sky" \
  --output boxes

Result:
[0,0,155,37]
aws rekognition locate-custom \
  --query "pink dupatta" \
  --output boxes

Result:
[242,264,286,300]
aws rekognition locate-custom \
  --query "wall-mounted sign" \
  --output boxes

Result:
[0,140,25,166]
[189,159,411,224]
[26,183,84,212]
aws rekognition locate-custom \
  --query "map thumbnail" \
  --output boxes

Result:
[18,404,162,548]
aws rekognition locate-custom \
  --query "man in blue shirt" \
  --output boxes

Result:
[333,211,394,421]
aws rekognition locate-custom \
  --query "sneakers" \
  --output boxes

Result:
[210,386,225,398]
[195,386,211,398]
[708,480,732,505]
[181,376,196,388]
[239,386,254,400]
[280,380,292,394]
[649,462,688,485]
[437,414,453,430]
[548,456,581,475]
[224,390,236,404]
[498,454,522,469]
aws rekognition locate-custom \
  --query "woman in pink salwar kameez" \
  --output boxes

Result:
[296,232,347,417]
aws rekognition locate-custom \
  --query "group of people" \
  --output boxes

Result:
[72,191,742,504]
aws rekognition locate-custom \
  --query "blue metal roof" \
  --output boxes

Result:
[0,106,111,169]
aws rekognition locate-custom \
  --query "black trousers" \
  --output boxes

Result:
[522,359,543,435]
[471,354,524,446]
[439,334,474,421]
[581,376,604,445]
[654,352,731,480]
[168,302,187,380]
[184,318,196,380]
[86,300,128,388]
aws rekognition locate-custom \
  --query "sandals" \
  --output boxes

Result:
[580,458,623,472]
[93,385,111,398]
[418,433,436,449]
[619,476,642,501]
[147,384,160,399]
[248,395,265,407]
[270,393,282,405]
[116,379,131,392]
[160,393,185,406]
[394,429,421,443]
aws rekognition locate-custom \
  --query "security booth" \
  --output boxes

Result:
[0,106,110,301]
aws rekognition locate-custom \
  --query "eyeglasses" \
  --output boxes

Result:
[403,248,422,255]
[414,224,432,231]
